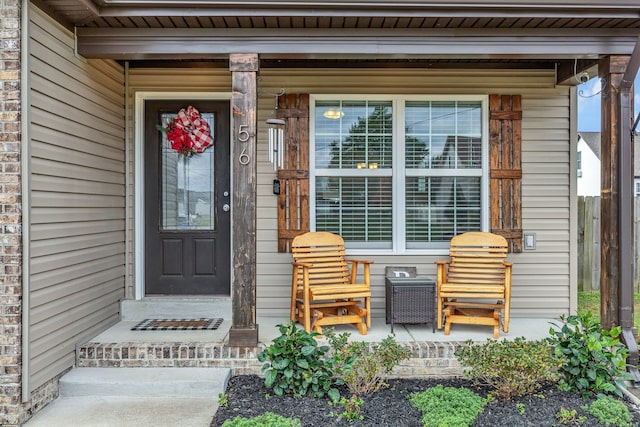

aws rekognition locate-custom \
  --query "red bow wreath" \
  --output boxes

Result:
[158,106,213,157]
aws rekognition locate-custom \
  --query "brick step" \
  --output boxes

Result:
[76,340,466,378]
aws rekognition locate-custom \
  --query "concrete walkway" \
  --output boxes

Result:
[24,396,218,427]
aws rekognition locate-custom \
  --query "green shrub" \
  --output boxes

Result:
[221,412,302,427]
[409,385,486,427]
[455,337,562,399]
[585,396,633,427]
[548,311,631,398]
[217,392,228,407]
[556,407,587,425]
[329,394,365,422]
[327,331,412,395]
[257,320,340,400]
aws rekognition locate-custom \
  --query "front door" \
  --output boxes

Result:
[144,100,230,295]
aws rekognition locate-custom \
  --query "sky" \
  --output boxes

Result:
[577,74,640,132]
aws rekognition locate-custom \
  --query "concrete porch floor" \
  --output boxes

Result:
[90,315,557,344]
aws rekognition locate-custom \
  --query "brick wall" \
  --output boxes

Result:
[0,0,23,425]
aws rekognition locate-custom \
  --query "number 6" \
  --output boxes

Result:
[238,125,250,142]
[238,147,250,165]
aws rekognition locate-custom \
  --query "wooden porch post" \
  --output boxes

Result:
[599,55,630,330]
[228,53,259,347]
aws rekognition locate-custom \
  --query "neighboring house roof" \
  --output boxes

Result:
[578,131,640,177]
[578,132,601,160]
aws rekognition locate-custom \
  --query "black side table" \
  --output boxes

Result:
[385,277,436,333]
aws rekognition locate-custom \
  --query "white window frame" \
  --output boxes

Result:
[310,94,490,255]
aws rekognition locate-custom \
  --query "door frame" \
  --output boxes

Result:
[134,91,233,299]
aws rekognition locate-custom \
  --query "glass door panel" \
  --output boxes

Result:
[160,112,215,231]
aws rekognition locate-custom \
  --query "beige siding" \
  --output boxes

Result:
[29,5,125,391]
[125,67,571,320]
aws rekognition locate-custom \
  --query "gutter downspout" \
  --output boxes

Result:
[20,0,31,402]
[619,33,640,386]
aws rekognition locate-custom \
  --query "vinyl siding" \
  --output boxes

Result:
[28,5,126,391]
[125,67,572,320]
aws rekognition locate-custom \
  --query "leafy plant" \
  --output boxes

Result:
[323,328,358,381]
[327,330,412,395]
[585,396,633,427]
[548,311,631,398]
[409,385,486,427]
[217,392,228,407]
[556,407,586,425]
[455,337,562,399]
[257,320,340,400]
[515,402,525,415]
[330,394,365,422]
[221,412,302,427]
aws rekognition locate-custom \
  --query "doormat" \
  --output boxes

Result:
[131,318,223,331]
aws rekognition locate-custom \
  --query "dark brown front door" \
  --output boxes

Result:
[144,100,230,295]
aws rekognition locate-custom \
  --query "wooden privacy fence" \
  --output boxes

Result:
[577,196,640,292]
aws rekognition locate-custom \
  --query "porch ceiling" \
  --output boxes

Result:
[34,0,640,31]
[32,0,640,80]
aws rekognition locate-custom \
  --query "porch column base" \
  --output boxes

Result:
[228,326,259,347]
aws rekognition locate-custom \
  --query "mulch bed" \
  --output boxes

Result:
[211,375,640,426]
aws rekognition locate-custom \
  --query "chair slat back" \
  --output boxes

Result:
[447,232,508,287]
[292,232,350,286]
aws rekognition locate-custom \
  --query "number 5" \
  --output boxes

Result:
[238,125,250,142]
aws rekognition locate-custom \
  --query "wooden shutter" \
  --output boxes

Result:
[277,94,310,252]
[489,94,523,253]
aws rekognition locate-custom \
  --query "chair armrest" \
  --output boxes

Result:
[292,261,313,268]
[345,259,372,286]
[345,258,374,265]
[435,260,450,290]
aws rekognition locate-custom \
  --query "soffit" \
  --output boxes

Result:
[32,0,639,79]
[33,0,640,31]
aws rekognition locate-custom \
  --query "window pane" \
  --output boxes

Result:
[315,100,392,169]
[406,101,482,169]
[161,112,215,230]
[405,176,481,246]
[316,176,392,244]
[314,98,485,252]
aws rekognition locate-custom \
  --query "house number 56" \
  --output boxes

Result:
[237,124,251,165]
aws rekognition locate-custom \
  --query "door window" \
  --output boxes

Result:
[160,112,215,230]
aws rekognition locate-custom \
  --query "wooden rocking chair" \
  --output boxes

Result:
[435,232,512,338]
[290,231,372,335]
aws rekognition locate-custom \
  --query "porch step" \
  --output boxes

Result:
[23,368,229,427]
[121,297,232,321]
[59,367,231,398]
